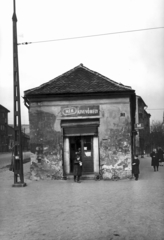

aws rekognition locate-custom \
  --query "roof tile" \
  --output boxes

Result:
[24,64,133,96]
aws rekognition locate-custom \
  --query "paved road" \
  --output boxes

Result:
[0,156,164,240]
[0,152,31,169]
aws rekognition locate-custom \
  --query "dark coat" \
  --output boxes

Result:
[150,152,159,166]
[73,158,82,176]
[9,154,14,172]
[132,158,140,175]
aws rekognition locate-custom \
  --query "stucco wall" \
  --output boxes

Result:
[99,104,132,180]
[29,105,63,180]
[28,98,132,180]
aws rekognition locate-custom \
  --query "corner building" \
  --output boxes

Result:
[24,64,136,180]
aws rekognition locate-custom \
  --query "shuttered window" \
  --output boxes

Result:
[61,119,99,136]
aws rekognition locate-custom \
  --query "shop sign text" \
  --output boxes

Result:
[61,105,99,117]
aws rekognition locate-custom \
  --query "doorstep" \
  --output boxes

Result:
[66,174,96,180]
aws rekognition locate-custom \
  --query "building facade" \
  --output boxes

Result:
[0,104,30,152]
[134,96,151,155]
[24,64,136,180]
[0,105,10,152]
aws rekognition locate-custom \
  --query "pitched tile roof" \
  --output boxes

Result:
[24,64,134,96]
[0,104,10,112]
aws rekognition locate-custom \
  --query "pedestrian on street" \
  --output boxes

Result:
[73,149,82,183]
[150,148,159,171]
[157,147,164,166]
[9,151,14,172]
[132,155,140,180]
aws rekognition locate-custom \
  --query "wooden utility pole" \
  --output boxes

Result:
[12,0,26,187]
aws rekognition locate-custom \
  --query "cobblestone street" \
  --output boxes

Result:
[0,156,164,240]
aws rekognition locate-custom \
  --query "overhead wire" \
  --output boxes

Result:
[147,109,164,110]
[17,26,164,45]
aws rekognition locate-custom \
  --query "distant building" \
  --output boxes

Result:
[22,124,30,136]
[134,96,151,155]
[8,125,30,151]
[0,104,10,152]
[0,104,30,152]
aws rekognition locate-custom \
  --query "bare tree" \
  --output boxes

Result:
[150,121,164,150]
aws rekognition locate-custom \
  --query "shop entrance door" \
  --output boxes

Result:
[81,136,93,173]
[70,136,93,173]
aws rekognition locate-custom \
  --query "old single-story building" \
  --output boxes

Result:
[24,64,136,180]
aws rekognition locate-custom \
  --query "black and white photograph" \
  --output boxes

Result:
[0,0,164,239]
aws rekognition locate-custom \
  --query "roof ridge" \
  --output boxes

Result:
[80,65,132,90]
[24,64,83,94]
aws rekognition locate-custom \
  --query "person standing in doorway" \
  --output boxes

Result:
[132,155,140,180]
[73,149,82,183]
[150,148,159,171]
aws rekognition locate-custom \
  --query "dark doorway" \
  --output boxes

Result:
[70,136,93,173]
[70,137,81,172]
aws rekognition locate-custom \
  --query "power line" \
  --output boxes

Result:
[18,26,164,46]
[147,109,164,110]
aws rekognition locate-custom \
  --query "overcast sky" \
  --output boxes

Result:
[0,0,164,124]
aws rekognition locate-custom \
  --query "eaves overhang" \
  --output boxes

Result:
[24,89,135,104]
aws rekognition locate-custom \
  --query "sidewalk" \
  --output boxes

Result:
[0,156,164,240]
[0,152,31,169]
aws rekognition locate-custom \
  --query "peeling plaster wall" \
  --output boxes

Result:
[28,98,132,180]
[99,104,132,180]
[29,105,64,180]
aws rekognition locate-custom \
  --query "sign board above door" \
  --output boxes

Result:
[61,105,99,117]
